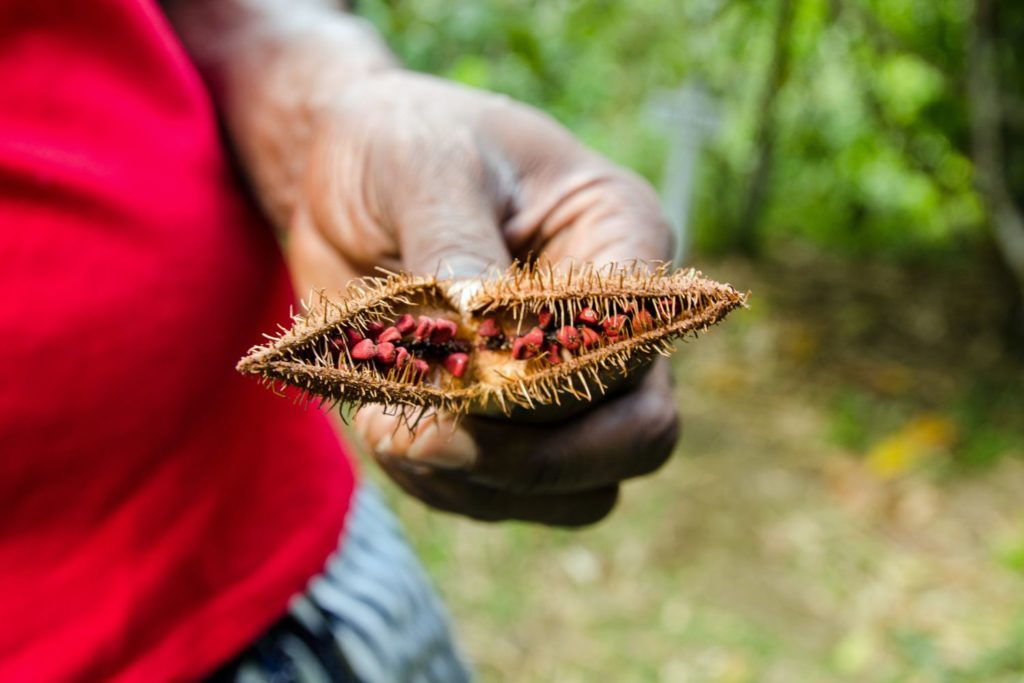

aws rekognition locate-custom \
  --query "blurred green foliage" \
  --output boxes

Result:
[358,0,984,257]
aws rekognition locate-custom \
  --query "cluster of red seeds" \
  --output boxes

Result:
[330,299,674,380]
[476,303,662,365]
[333,314,471,378]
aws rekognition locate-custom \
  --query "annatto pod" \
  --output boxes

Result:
[236,261,748,419]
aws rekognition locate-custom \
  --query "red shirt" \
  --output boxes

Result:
[0,1,356,681]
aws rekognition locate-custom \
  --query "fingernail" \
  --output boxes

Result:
[408,425,477,469]
[375,433,395,457]
[445,278,485,313]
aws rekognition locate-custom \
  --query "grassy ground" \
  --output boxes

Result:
[357,249,1024,682]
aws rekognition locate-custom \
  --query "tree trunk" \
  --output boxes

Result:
[735,0,796,256]
[968,0,1024,346]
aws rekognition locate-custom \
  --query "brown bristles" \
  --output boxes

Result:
[236,260,748,418]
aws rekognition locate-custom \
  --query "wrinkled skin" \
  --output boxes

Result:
[169,2,681,526]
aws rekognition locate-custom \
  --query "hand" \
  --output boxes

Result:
[357,359,679,527]
[283,71,679,526]
[167,1,680,526]
[286,70,673,294]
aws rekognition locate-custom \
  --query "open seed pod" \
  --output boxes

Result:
[237,261,747,419]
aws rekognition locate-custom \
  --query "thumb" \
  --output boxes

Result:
[383,129,513,280]
[396,195,511,279]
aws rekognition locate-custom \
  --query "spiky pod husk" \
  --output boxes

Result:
[236,261,747,417]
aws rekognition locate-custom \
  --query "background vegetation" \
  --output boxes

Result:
[351,1,1024,680]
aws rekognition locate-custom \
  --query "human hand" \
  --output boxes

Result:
[281,71,679,525]
[167,0,680,525]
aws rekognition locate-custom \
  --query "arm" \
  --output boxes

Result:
[166,0,396,227]
[167,0,680,526]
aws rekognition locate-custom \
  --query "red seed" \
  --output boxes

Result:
[537,308,554,330]
[511,337,534,360]
[443,352,469,378]
[377,326,402,344]
[523,326,545,348]
[394,313,416,334]
[411,359,430,375]
[580,327,602,349]
[330,335,346,351]
[576,307,600,326]
[511,327,546,360]
[413,316,435,342]
[431,318,458,344]
[374,342,397,365]
[350,339,377,360]
[602,314,628,338]
[395,346,410,370]
[365,321,386,341]
[477,318,503,338]
[632,310,654,331]
[545,342,562,364]
[344,328,364,346]
[523,327,546,353]
[556,325,581,351]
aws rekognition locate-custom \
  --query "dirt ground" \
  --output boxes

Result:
[361,249,1024,682]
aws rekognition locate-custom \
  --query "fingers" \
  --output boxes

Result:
[478,99,674,266]
[354,399,623,527]
[514,165,675,268]
[301,71,672,281]
[355,359,680,496]
[538,169,675,266]
[285,204,365,296]
[353,406,476,470]
[301,75,517,281]
[376,454,620,527]
[461,358,680,493]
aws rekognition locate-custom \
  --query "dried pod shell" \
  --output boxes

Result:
[236,261,748,417]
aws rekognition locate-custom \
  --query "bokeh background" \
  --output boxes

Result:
[350,1,1024,680]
